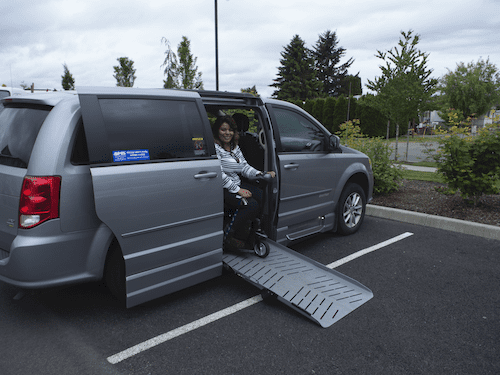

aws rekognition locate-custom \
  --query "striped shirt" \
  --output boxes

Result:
[215,143,260,193]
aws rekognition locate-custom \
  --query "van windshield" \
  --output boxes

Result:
[0,104,52,168]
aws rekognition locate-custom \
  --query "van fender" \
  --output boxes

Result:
[85,222,116,279]
[331,163,371,230]
[332,162,371,207]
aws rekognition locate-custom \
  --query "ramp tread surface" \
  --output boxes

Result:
[223,243,373,328]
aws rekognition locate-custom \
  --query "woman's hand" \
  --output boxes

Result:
[267,171,276,178]
[238,188,252,198]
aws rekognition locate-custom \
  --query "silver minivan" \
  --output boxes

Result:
[0,87,373,308]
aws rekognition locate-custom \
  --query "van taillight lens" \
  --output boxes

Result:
[19,176,61,228]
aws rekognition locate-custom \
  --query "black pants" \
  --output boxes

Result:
[224,183,263,240]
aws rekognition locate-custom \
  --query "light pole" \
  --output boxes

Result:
[214,0,219,91]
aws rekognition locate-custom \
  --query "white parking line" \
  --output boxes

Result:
[107,295,263,364]
[326,232,414,269]
[107,231,414,364]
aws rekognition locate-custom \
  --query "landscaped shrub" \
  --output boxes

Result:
[337,120,403,195]
[434,123,500,204]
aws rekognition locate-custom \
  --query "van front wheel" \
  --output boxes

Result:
[337,183,366,235]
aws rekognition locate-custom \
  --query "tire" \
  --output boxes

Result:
[337,183,366,235]
[104,240,126,304]
[254,240,270,258]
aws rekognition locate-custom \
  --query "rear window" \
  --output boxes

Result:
[0,104,52,168]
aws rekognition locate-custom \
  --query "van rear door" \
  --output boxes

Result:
[78,88,223,307]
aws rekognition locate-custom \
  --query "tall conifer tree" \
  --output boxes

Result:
[61,63,75,90]
[312,30,354,97]
[270,35,321,101]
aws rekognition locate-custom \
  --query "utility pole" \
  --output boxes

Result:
[214,0,219,91]
[346,81,352,121]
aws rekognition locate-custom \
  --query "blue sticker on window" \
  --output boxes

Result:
[113,149,150,162]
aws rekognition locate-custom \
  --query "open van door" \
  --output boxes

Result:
[267,103,340,243]
[78,87,223,307]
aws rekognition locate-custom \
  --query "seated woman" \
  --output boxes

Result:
[212,115,275,250]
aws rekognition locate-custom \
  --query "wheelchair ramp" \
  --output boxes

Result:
[223,240,373,328]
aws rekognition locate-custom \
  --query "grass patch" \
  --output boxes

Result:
[406,161,438,168]
[401,169,500,191]
[401,169,444,183]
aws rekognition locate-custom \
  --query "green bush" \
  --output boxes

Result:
[434,123,500,204]
[337,120,403,195]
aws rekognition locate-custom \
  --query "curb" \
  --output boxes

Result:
[366,204,500,241]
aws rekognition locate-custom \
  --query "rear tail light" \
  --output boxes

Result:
[19,176,61,228]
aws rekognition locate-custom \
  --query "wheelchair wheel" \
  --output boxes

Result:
[254,240,270,258]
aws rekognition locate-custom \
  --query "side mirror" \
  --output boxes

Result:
[329,134,340,151]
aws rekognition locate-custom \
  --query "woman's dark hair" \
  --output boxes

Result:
[212,115,239,147]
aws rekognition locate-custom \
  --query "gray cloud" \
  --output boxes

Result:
[1,0,499,97]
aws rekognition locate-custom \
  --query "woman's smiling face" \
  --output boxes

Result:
[218,122,234,144]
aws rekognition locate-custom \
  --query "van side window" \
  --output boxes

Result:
[98,98,209,163]
[273,107,325,153]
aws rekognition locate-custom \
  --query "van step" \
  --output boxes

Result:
[222,241,373,328]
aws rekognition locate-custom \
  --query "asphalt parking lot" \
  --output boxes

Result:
[1,215,499,375]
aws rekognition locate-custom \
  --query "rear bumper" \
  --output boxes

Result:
[0,220,106,289]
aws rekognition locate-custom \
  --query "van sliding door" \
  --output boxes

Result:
[79,88,223,307]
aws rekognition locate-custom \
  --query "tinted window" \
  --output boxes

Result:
[0,104,51,167]
[98,98,209,163]
[274,107,325,152]
[0,91,10,99]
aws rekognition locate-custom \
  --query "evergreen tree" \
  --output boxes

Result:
[322,96,336,131]
[339,74,362,97]
[332,95,348,133]
[312,30,354,97]
[177,36,203,90]
[270,35,321,101]
[355,100,388,137]
[61,63,75,90]
[113,57,136,87]
[303,99,314,115]
[161,38,179,89]
[312,98,325,123]
[162,36,203,89]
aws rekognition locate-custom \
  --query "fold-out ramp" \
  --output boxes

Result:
[222,240,373,328]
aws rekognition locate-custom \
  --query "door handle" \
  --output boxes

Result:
[194,172,218,179]
[284,163,299,170]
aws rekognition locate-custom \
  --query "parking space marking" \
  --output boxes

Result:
[326,232,414,269]
[107,231,414,364]
[107,295,263,364]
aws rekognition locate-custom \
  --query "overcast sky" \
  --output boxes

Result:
[1,0,499,98]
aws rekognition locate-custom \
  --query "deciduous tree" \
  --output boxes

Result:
[438,58,500,120]
[241,85,259,97]
[366,30,437,137]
